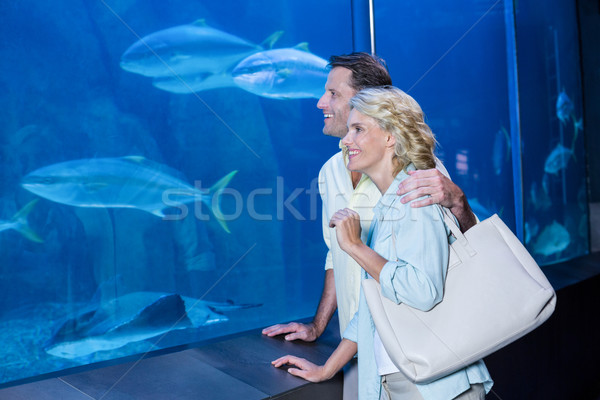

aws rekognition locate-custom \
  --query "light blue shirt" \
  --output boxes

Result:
[343,166,493,400]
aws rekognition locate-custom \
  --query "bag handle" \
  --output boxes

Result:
[440,206,476,257]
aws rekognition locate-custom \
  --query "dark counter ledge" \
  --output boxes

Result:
[0,315,344,400]
[2,252,600,400]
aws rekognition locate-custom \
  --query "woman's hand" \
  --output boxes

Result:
[329,208,362,253]
[272,355,331,382]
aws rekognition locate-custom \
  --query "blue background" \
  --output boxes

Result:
[0,0,588,386]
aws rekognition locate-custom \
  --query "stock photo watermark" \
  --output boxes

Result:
[161,176,439,223]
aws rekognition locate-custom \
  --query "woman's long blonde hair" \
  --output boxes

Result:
[349,86,437,175]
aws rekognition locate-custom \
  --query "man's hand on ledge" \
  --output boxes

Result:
[262,321,319,342]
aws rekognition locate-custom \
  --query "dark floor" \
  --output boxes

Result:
[1,253,599,400]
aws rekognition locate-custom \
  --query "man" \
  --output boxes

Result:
[262,53,476,398]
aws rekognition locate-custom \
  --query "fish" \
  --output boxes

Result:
[20,156,237,232]
[524,219,539,244]
[556,90,574,125]
[529,180,552,211]
[120,20,283,79]
[492,126,510,175]
[544,143,573,174]
[151,72,237,94]
[45,292,260,359]
[0,199,43,243]
[232,43,328,99]
[574,118,583,133]
[532,220,570,256]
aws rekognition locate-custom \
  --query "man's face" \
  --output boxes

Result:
[317,67,357,138]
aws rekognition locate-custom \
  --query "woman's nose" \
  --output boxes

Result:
[341,131,352,146]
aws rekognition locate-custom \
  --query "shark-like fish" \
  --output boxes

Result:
[120,20,283,79]
[232,43,328,99]
[21,156,237,232]
[45,292,259,359]
[0,199,43,243]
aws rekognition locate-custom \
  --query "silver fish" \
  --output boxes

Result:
[151,72,237,94]
[556,91,574,125]
[21,156,237,232]
[544,143,572,174]
[533,220,570,256]
[232,44,328,99]
[492,126,510,175]
[120,20,282,79]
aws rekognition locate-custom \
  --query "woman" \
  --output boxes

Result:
[272,87,493,400]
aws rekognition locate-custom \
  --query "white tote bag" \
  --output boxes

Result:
[362,208,556,384]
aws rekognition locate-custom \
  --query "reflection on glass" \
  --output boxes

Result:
[517,0,589,264]
[0,0,351,385]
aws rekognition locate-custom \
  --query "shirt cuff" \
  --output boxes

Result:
[342,311,359,342]
[378,260,403,304]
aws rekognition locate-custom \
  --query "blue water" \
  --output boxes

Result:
[376,0,588,264]
[0,0,589,387]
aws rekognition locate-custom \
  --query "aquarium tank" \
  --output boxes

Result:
[0,0,589,387]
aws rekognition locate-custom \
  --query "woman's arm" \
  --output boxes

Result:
[330,205,449,311]
[271,338,357,382]
[328,208,388,281]
[377,204,449,310]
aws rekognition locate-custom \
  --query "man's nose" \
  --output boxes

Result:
[316,93,327,109]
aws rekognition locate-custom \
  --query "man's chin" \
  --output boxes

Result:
[323,129,346,139]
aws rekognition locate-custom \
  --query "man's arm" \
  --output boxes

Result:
[396,169,477,232]
[262,269,336,341]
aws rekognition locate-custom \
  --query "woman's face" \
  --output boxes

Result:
[342,109,392,175]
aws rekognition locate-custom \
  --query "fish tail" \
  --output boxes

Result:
[207,171,238,233]
[261,30,284,49]
[11,199,44,243]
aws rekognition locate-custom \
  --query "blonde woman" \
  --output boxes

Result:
[273,87,493,400]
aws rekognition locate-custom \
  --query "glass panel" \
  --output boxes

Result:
[0,0,351,385]
[374,0,517,231]
[515,0,589,264]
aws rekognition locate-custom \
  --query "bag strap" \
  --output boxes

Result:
[439,206,476,257]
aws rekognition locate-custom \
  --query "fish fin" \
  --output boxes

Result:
[133,294,191,329]
[15,224,44,243]
[276,68,293,79]
[192,19,208,27]
[206,171,238,233]
[11,199,39,222]
[293,42,310,52]
[151,209,166,218]
[11,200,43,243]
[570,116,579,159]
[261,30,284,49]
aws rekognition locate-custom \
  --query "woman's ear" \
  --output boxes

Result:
[386,134,396,148]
